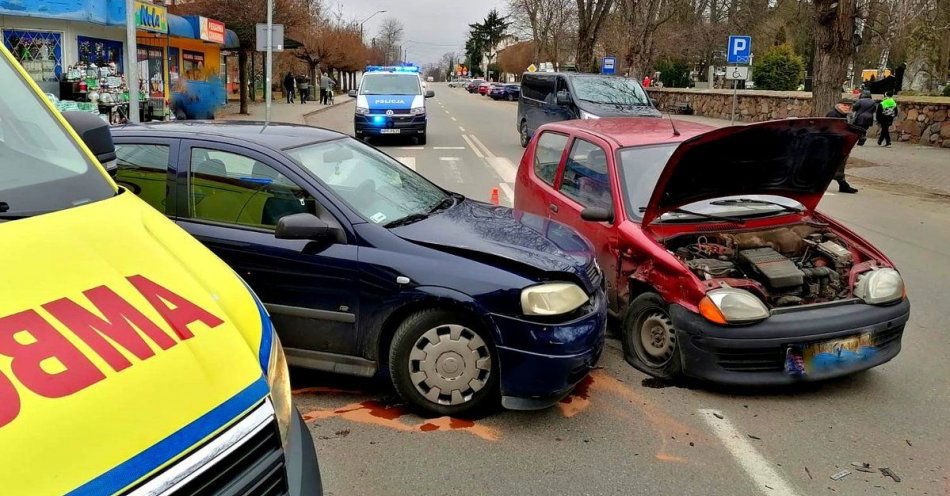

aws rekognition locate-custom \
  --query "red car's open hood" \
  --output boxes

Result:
[641,119,860,226]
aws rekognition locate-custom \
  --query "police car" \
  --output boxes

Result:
[348,65,435,144]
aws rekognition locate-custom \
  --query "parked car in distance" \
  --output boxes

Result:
[449,79,470,88]
[517,72,662,147]
[466,79,486,93]
[490,83,521,101]
[514,117,910,385]
[0,44,321,495]
[478,82,494,95]
[108,122,607,416]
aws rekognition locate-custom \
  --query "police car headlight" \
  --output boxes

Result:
[854,268,904,305]
[356,106,369,115]
[580,110,600,120]
[410,106,425,115]
[267,333,293,448]
[521,282,589,316]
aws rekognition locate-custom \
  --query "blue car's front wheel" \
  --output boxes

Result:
[389,309,498,416]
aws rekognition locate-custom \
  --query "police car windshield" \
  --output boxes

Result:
[360,74,422,95]
[572,76,649,105]
[0,52,114,221]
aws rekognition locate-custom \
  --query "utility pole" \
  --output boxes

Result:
[125,0,139,123]
[265,0,273,124]
[359,10,386,43]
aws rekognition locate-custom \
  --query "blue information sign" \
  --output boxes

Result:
[727,35,752,64]
[601,56,616,75]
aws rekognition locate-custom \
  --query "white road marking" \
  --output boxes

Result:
[440,157,464,183]
[397,146,425,150]
[487,157,517,183]
[397,157,416,170]
[461,135,484,158]
[699,409,801,496]
[439,156,460,161]
[451,116,457,121]
[433,146,466,150]
[467,134,494,158]
[499,183,515,204]
[458,126,465,132]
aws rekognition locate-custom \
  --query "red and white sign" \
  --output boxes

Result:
[199,17,225,44]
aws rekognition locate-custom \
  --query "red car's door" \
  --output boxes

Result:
[548,135,622,308]
[514,130,570,218]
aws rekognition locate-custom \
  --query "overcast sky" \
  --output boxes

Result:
[324,0,510,65]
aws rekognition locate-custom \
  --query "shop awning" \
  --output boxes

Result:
[168,14,195,39]
[224,30,239,49]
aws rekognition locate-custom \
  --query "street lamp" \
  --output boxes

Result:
[360,10,386,42]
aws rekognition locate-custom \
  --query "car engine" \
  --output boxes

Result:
[667,225,856,307]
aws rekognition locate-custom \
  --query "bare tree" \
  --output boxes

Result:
[575,0,614,72]
[811,0,860,114]
[377,18,405,64]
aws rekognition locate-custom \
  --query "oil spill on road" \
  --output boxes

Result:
[301,400,500,441]
[557,374,594,417]
[292,386,364,396]
[641,377,674,389]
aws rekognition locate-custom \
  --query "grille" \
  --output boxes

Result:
[171,421,288,496]
[385,108,411,115]
[585,261,603,289]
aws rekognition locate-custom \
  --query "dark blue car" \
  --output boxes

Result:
[109,122,606,416]
[489,83,521,101]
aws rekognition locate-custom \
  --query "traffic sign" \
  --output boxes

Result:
[601,56,616,75]
[727,35,751,64]
[725,66,749,80]
[526,64,537,73]
[255,23,284,51]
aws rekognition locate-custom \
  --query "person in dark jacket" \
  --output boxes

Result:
[283,72,296,104]
[825,99,859,194]
[850,90,877,146]
[875,91,898,146]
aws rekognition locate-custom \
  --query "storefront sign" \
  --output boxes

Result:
[199,17,225,44]
[134,1,168,34]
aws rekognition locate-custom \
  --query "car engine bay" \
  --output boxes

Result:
[666,225,859,308]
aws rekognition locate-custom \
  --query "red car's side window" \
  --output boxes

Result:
[559,139,613,210]
[533,132,569,186]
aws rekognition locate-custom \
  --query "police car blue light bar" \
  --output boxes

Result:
[365,65,420,73]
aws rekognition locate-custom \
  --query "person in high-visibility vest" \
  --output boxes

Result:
[875,91,898,147]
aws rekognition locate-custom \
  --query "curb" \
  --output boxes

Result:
[302,97,354,119]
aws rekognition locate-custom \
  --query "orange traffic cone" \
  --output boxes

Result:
[489,187,500,205]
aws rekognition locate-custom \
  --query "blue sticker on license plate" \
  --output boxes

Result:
[787,333,877,376]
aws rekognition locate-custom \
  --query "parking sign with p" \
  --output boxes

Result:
[728,35,752,64]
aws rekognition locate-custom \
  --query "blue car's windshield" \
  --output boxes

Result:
[287,138,451,227]
[359,74,421,95]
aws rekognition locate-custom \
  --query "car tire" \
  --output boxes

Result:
[389,309,498,417]
[620,293,683,380]
[417,132,427,145]
[519,120,530,148]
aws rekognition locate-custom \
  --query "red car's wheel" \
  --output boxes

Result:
[621,293,683,380]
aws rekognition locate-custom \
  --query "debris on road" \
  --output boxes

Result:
[748,434,761,440]
[851,462,875,473]
[880,467,901,482]
[805,467,813,479]
[905,439,912,447]
[713,413,724,419]
[830,470,852,481]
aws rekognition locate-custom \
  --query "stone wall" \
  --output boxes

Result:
[646,88,950,147]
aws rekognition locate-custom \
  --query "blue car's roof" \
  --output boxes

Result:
[111,121,346,151]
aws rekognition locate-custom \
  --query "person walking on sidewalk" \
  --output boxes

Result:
[875,91,898,147]
[849,90,877,146]
[319,74,335,105]
[825,99,859,194]
[298,75,310,104]
[283,72,296,104]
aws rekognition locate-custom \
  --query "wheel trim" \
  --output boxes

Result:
[637,312,676,366]
[520,122,529,145]
[408,324,491,406]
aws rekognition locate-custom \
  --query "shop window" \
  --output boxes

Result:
[137,45,165,98]
[167,47,180,87]
[115,144,171,213]
[188,148,313,229]
[2,30,62,82]
[182,50,205,80]
[77,36,123,72]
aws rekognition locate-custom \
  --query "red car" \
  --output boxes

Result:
[478,82,494,95]
[514,117,910,385]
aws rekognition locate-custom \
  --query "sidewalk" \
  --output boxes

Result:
[674,114,950,198]
[219,95,352,125]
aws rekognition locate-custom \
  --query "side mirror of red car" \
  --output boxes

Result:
[581,206,613,223]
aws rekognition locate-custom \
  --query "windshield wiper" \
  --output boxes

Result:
[428,193,462,214]
[667,208,746,224]
[384,213,429,228]
[710,198,804,213]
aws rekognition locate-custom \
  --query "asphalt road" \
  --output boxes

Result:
[297,84,949,496]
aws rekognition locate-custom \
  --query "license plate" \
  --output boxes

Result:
[785,332,876,376]
[380,128,400,134]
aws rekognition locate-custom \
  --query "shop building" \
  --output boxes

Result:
[1,0,237,121]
